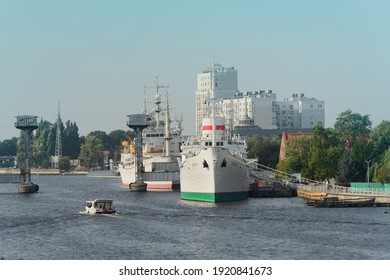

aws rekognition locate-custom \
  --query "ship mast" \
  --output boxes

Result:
[164,94,171,157]
[211,59,216,147]
[153,76,169,129]
[154,82,162,129]
[143,86,147,114]
[174,112,183,135]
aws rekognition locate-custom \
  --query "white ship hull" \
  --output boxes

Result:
[180,147,249,202]
[118,155,180,191]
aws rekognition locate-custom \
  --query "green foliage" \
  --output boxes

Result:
[18,117,82,168]
[334,109,372,147]
[0,137,18,156]
[85,129,135,164]
[88,131,110,150]
[277,135,311,174]
[33,119,54,168]
[108,130,133,163]
[247,135,280,169]
[62,120,81,159]
[306,126,343,181]
[58,156,71,171]
[373,148,390,183]
[277,111,375,185]
[333,110,373,184]
[0,138,18,167]
[370,121,390,163]
[79,135,104,169]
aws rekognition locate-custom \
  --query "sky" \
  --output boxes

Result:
[1,0,389,140]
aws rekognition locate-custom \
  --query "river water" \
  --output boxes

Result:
[1,175,389,260]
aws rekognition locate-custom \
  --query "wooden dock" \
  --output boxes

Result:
[305,197,376,207]
[297,185,390,207]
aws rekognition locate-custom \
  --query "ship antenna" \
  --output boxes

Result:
[164,94,171,157]
[143,85,147,114]
[152,76,169,129]
[211,58,216,147]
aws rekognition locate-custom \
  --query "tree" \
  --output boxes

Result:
[88,131,110,150]
[62,120,81,159]
[0,138,17,167]
[334,109,372,147]
[376,165,390,183]
[333,109,372,185]
[370,121,390,163]
[33,119,54,168]
[277,135,311,175]
[0,137,18,156]
[373,148,390,183]
[247,135,280,169]
[108,129,132,163]
[79,135,104,169]
[58,156,71,171]
[306,126,343,181]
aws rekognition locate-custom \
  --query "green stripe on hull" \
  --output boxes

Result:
[181,191,249,203]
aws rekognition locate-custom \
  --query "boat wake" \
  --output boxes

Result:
[78,211,120,217]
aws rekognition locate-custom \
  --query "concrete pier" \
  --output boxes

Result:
[18,182,39,193]
[297,186,390,207]
[129,181,147,192]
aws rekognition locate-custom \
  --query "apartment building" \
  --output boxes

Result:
[195,63,325,136]
[195,63,237,136]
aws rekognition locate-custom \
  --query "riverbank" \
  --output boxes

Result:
[0,168,88,175]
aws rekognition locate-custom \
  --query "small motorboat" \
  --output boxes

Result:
[84,199,116,214]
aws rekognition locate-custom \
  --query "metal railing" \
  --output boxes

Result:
[297,184,390,196]
[245,161,390,196]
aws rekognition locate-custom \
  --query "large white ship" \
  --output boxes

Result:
[118,82,182,191]
[180,105,249,202]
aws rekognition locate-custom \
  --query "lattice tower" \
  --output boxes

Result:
[54,104,62,158]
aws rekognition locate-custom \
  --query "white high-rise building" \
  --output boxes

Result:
[273,94,325,130]
[195,63,237,136]
[221,92,324,131]
[220,90,277,130]
[195,63,325,136]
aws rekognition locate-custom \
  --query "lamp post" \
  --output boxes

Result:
[366,159,372,188]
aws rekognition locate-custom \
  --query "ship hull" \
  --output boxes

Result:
[180,147,249,203]
[118,156,180,191]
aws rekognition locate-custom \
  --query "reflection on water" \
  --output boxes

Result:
[1,175,390,260]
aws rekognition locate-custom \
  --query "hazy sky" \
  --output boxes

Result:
[1,0,389,140]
